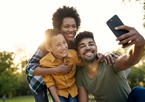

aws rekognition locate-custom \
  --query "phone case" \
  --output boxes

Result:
[106,15,129,46]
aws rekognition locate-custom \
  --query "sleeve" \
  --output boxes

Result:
[25,48,44,76]
[25,42,47,76]
[75,68,84,87]
[42,75,55,88]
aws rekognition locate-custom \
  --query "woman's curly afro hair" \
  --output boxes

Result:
[52,6,81,30]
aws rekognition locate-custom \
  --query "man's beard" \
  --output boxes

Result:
[83,49,96,63]
[84,55,96,63]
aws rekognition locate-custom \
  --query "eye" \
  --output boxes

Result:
[57,44,61,46]
[73,25,76,28]
[89,43,94,46]
[63,41,66,44]
[64,26,69,28]
[80,45,85,48]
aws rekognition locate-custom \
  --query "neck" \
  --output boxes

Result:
[83,58,100,79]
[67,40,74,49]
[51,52,64,61]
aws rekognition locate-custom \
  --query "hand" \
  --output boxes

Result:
[115,25,145,48]
[56,62,73,74]
[97,53,105,62]
[104,52,120,65]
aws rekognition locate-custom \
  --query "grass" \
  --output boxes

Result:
[0,94,95,102]
[0,95,53,102]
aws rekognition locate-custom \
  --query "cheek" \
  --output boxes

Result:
[53,47,60,52]
[78,49,84,56]
[74,28,77,32]
[61,27,67,33]
[65,44,68,48]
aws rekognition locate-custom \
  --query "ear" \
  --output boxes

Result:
[45,44,52,52]
[96,45,98,52]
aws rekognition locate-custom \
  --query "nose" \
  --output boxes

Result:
[68,27,73,32]
[62,44,66,49]
[86,45,91,50]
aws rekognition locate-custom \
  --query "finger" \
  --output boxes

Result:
[106,54,114,64]
[64,62,70,65]
[97,57,102,63]
[109,55,115,63]
[118,35,136,45]
[122,40,135,48]
[116,32,133,42]
[113,54,119,58]
[106,56,111,65]
[104,58,108,64]
[97,53,105,62]
[114,53,120,56]
[115,25,133,31]
[68,65,73,69]
[97,53,101,59]
[67,68,72,73]
[100,56,104,62]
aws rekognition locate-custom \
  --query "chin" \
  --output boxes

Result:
[67,38,74,41]
[62,54,67,58]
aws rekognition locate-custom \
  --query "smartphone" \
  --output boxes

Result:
[106,15,129,46]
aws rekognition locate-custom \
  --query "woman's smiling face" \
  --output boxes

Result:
[60,17,77,42]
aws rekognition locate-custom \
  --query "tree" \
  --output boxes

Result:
[0,51,18,97]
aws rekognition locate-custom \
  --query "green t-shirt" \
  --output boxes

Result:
[76,62,131,102]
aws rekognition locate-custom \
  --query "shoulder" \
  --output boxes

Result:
[68,49,77,56]
[76,66,84,77]
[101,61,121,73]
[68,49,77,53]
[76,66,85,87]
[40,54,50,64]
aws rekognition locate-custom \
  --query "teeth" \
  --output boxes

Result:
[62,50,67,53]
[67,34,74,36]
[86,53,92,55]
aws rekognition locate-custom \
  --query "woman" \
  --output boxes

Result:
[25,6,118,102]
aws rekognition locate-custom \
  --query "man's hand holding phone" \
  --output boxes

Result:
[115,25,145,48]
[106,15,145,48]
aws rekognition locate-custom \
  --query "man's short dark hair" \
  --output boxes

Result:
[44,28,61,45]
[52,6,81,30]
[75,31,95,51]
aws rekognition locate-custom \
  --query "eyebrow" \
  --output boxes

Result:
[79,41,94,46]
[79,43,85,46]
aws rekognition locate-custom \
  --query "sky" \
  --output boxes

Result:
[0,0,144,59]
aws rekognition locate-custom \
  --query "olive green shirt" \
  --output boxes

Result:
[76,62,131,102]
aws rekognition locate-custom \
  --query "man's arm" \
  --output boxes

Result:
[114,25,144,70]
[78,87,88,102]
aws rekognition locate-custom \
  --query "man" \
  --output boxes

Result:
[75,25,145,102]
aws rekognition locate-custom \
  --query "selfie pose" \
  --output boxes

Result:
[75,26,145,102]
[25,6,116,102]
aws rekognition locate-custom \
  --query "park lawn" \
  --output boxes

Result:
[0,95,53,102]
[0,94,95,102]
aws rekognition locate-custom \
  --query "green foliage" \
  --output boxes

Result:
[128,66,145,89]
[0,51,31,97]
[0,51,18,97]
[15,70,31,96]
